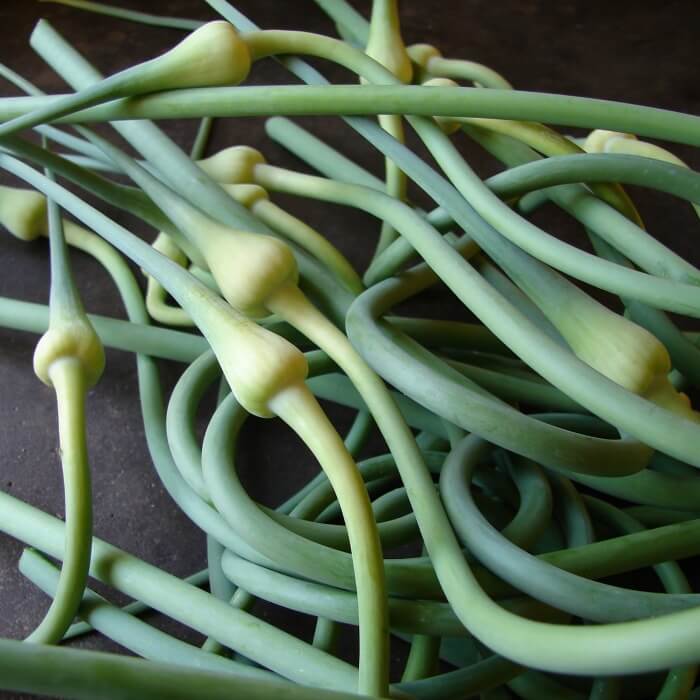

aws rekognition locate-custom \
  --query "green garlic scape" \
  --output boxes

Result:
[0,21,251,138]
[33,315,104,388]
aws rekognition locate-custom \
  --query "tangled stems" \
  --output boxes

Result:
[1,63,388,696]
[6,287,700,637]
[419,432,700,675]
[6,279,700,621]
[58,123,390,698]
[0,0,697,698]
[0,466,366,688]
[459,121,700,287]
[584,499,698,699]
[439,439,700,622]
[485,152,700,206]
[19,549,273,680]
[0,174,366,689]
[205,32,696,415]
[29,19,353,324]
[76,11,695,330]
[405,118,700,319]
[252,163,700,466]
[409,44,512,90]
[584,128,700,219]
[23,10,700,327]
[463,127,700,388]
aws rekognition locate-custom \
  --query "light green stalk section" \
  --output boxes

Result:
[269,384,390,698]
[190,117,215,159]
[312,0,370,44]
[25,358,92,645]
[144,233,194,327]
[0,295,207,362]
[61,569,210,641]
[265,116,385,190]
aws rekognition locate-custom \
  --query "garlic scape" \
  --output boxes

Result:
[36,130,389,698]
[0,21,250,138]
[23,169,103,646]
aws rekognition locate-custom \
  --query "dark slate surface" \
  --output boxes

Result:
[0,1,698,698]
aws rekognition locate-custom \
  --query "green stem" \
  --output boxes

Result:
[25,359,91,644]
[268,385,390,698]
[0,490,360,688]
[20,549,269,679]
[62,569,210,640]
[2,83,698,145]
[190,116,214,160]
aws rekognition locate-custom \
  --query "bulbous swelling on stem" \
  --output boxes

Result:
[422,78,461,134]
[0,186,47,241]
[138,21,251,92]
[197,146,265,184]
[199,222,298,319]
[33,318,105,388]
[205,309,309,418]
